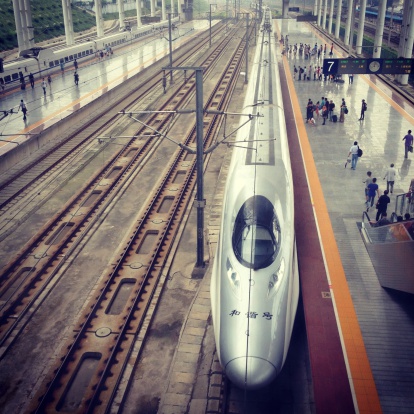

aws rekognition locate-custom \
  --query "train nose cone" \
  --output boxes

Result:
[225,357,277,390]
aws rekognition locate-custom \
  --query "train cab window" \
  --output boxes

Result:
[232,195,281,270]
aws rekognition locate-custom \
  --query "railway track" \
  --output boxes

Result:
[27,23,251,413]
[0,22,227,241]
[0,21,241,355]
[0,19,255,413]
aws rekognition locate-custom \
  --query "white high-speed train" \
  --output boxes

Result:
[0,17,178,87]
[210,8,299,390]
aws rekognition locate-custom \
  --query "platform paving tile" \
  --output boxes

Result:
[167,379,194,394]
[161,392,190,407]
[190,311,210,321]
[208,384,222,399]
[180,333,203,345]
[191,303,210,314]
[207,399,220,412]
[186,318,206,329]
[172,360,198,374]
[184,326,206,336]
[188,399,208,414]
[170,371,196,385]
[175,351,199,364]
[177,343,201,354]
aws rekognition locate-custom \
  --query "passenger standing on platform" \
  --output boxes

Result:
[383,163,396,193]
[339,98,347,122]
[294,65,297,80]
[329,42,334,56]
[307,65,312,80]
[328,100,335,121]
[29,73,35,88]
[375,190,391,221]
[60,62,65,73]
[41,78,47,95]
[74,59,78,70]
[348,141,359,170]
[47,74,52,85]
[306,99,314,123]
[364,171,373,203]
[367,178,380,211]
[359,99,367,120]
[349,74,354,84]
[74,72,79,86]
[321,104,328,125]
[324,44,327,54]
[402,130,413,158]
[298,66,303,81]
[19,99,28,120]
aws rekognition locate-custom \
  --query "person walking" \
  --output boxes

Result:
[367,178,380,211]
[47,74,52,85]
[348,74,354,84]
[74,72,79,86]
[375,190,391,221]
[364,171,373,203]
[359,99,367,120]
[41,78,47,95]
[402,130,413,158]
[19,99,28,120]
[74,59,78,70]
[383,163,396,193]
[348,141,359,170]
[29,73,35,88]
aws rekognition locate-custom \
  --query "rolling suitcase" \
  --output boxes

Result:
[332,114,338,122]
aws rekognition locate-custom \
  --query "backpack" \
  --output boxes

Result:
[357,147,363,157]
[300,68,304,74]
[363,102,367,111]
[344,106,348,114]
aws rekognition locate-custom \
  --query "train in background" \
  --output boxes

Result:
[0,17,179,88]
[210,8,299,390]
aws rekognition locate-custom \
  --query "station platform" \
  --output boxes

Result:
[0,16,413,414]
[0,19,212,156]
[275,18,414,414]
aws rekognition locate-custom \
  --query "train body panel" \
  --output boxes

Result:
[211,9,299,390]
[0,18,178,86]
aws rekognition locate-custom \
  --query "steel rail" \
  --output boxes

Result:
[30,25,252,414]
[0,24,241,353]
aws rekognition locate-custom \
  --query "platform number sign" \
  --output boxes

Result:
[323,58,414,75]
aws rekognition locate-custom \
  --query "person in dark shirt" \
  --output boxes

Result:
[375,190,390,221]
[402,130,413,158]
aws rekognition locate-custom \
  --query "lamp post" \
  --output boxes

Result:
[209,4,217,47]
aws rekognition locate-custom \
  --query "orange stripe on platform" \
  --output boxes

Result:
[275,21,382,414]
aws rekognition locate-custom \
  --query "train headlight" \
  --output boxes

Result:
[226,259,241,296]
[267,258,285,297]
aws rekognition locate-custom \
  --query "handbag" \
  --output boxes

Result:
[410,145,413,153]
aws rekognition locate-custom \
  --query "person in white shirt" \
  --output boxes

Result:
[348,141,359,170]
[383,163,397,194]
[41,78,47,95]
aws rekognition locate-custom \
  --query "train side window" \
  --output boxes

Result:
[78,53,82,58]
[69,55,73,60]
[54,60,59,66]
[64,57,69,62]
[60,58,64,63]
[49,62,54,68]
[81,51,85,56]
[11,72,19,80]
[4,75,11,83]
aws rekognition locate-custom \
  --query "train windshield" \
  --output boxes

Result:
[232,195,281,270]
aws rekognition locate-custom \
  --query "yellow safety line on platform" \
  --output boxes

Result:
[274,20,382,414]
